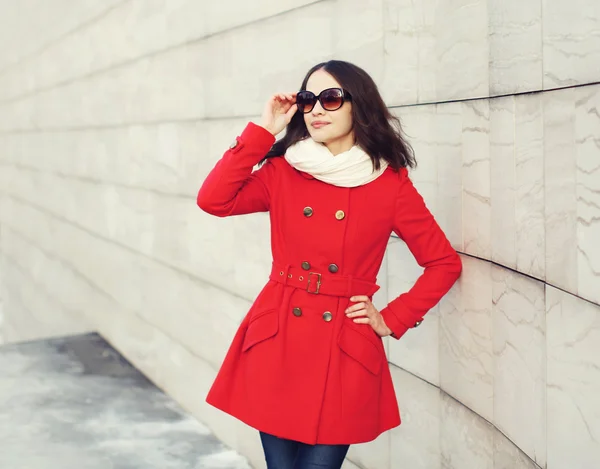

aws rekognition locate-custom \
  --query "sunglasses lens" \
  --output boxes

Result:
[320,89,344,111]
[296,92,316,113]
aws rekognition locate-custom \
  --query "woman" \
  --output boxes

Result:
[197,60,462,469]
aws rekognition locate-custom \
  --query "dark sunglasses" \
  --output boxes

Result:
[296,87,352,113]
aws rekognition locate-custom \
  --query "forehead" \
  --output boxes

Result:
[305,69,341,93]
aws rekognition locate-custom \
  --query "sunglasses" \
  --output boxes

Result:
[296,87,352,113]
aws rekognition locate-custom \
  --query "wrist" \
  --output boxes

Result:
[257,121,278,136]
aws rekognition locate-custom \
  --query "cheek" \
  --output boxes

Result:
[338,109,353,134]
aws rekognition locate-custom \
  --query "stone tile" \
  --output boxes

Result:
[434,0,489,101]
[435,102,463,251]
[543,88,578,294]
[341,458,361,469]
[387,240,439,386]
[490,96,516,269]
[373,244,390,314]
[374,245,390,357]
[488,0,543,95]
[440,393,494,469]
[1,193,252,370]
[0,44,206,130]
[0,0,123,96]
[0,240,92,343]
[205,0,321,38]
[381,0,437,105]
[514,94,545,279]
[390,366,441,469]
[0,0,322,103]
[546,286,600,469]
[574,85,600,305]
[491,266,546,467]
[439,256,494,422]
[494,430,542,469]
[543,0,600,88]
[333,0,384,83]
[397,105,438,186]
[204,1,333,119]
[230,213,275,299]
[461,100,491,259]
[347,432,390,469]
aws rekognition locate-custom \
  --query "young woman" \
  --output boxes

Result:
[197,60,462,469]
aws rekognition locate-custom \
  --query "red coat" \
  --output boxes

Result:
[198,122,462,445]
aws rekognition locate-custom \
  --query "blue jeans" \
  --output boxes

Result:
[260,432,350,469]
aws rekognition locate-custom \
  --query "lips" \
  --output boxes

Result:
[311,121,330,129]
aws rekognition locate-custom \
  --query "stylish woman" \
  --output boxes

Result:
[197,60,462,469]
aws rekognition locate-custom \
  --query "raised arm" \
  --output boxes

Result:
[379,168,463,340]
[197,122,276,217]
[198,92,298,217]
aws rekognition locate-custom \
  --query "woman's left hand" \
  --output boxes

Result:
[345,296,393,337]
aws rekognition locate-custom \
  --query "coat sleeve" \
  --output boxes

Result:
[197,122,277,217]
[379,168,463,340]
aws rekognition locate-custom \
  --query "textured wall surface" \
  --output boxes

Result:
[0,1,598,468]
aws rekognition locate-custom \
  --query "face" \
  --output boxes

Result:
[302,69,354,153]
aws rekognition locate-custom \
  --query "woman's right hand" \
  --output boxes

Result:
[259,93,298,137]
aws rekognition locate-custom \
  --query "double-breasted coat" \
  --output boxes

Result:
[197,122,462,445]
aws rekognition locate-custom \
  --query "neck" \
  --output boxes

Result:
[324,133,355,156]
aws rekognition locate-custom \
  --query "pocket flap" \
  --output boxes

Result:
[338,326,383,375]
[242,309,278,352]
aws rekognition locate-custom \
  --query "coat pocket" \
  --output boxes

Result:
[338,325,383,375]
[242,309,278,353]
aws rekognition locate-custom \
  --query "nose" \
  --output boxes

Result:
[311,99,326,116]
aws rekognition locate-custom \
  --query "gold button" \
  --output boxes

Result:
[335,210,345,220]
[322,311,332,322]
[328,263,339,273]
[229,139,239,149]
[293,307,302,317]
[303,207,313,217]
[414,320,423,327]
[301,261,311,270]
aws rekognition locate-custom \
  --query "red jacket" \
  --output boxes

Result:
[198,122,462,445]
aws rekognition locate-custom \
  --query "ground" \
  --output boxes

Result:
[0,332,251,469]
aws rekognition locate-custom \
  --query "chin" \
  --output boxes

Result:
[308,130,333,144]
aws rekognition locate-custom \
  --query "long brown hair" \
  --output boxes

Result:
[261,60,416,171]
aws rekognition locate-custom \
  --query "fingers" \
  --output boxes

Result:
[352,317,371,325]
[346,296,377,324]
[345,302,367,315]
[346,296,371,314]
[350,295,370,303]
[273,93,296,103]
[285,102,298,118]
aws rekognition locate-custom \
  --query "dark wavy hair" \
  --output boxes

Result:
[260,60,415,171]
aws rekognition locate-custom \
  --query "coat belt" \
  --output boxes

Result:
[269,262,380,298]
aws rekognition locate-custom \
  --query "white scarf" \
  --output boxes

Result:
[284,138,388,187]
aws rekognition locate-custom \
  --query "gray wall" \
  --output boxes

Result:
[0,1,599,468]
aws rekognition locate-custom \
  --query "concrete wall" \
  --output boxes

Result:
[0,1,598,468]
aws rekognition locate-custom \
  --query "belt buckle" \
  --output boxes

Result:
[307,272,321,294]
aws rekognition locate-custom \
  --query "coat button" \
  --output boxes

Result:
[293,307,302,317]
[229,139,239,149]
[301,261,311,270]
[303,207,314,217]
[328,263,339,273]
[322,311,333,322]
[335,210,345,220]
[414,319,423,327]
